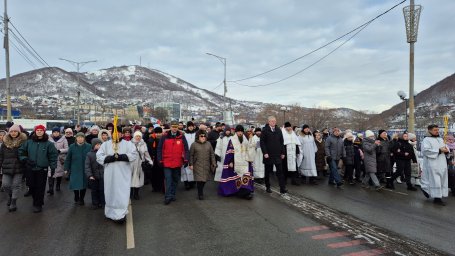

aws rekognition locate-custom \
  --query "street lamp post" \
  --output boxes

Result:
[280,106,291,125]
[403,0,422,133]
[397,90,408,131]
[206,52,233,125]
[59,58,97,125]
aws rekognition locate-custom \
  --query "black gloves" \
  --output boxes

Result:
[117,154,129,162]
[326,156,332,163]
[215,154,221,162]
[104,155,116,164]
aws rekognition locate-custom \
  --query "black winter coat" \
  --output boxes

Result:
[0,133,28,175]
[376,138,392,174]
[392,139,417,162]
[85,150,104,179]
[260,124,285,165]
[343,140,355,166]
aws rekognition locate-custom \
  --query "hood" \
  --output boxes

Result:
[2,132,28,148]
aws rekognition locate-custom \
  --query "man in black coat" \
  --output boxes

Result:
[207,122,222,150]
[260,116,287,194]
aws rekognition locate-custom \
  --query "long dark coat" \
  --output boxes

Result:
[314,139,326,172]
[64,142,92,190]
[260,124,285,165]
[376,138,392,174]
[189,140,216,182]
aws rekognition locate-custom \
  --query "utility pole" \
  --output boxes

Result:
[3,0,12,121]
[59,58,97,125]
[206,52,233,125]
[403,0,422,133]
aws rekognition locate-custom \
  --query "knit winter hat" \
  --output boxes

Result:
[154,127,163,133]
[91,138,102,148]
[365,130,375,138]
[75,132,85,138]
[133,131,143,138]
[407,133,416,141]
[8,124,21,133]
[235,125,244,132]
[284,122,292,128]
[378,129,386,137]
[34,124,46,132]
[52,127,61,133]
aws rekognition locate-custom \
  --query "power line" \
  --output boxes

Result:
[8,20,50,67]
[9,30,47,67]
[229,0,406,83]
[231,21,371,88]
[0,28,38,68]
[210,81,224,91]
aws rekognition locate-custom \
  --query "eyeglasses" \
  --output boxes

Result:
[199,135,206,138]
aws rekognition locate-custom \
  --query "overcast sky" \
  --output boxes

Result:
[2,0,454,112]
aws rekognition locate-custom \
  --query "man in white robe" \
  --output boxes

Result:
[297,124,318,184]
[420,124,449,206]
[181,122,196,189]
[214,127,232,182]
[282,122,301,186]
[252,128,265,183]
[97,127,137,222]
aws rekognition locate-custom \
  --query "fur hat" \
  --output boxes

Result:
[34,124,46,132]
[344,132,354,139]
[65,128,73,135]
[90,125,100,132]
[8,124,21,133]
[407,133,416,140]
[122,127,132,133]
[365,130,375,138]
[235,125,244,133]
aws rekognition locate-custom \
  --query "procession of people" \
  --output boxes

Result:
[0,117,454,224]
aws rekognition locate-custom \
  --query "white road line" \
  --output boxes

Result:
[126,200,135,249]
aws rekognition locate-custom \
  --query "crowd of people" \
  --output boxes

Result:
[0,116,453,224]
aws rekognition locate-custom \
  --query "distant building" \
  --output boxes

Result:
[154,102,181,121]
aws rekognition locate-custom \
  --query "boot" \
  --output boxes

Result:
[56,177,62,191]
[414,178,421,187]
[433,198,446,206]
[7,192,12,206]
[9,199,17,212]
[184,181,191,190]
[407,184,417,191]
[385,178,395,189]
[47,178,54,196]
[133,188,140,200]
[24,187,32,197]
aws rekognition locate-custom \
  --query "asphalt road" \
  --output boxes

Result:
[0,179,392,256]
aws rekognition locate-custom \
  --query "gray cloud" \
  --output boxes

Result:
[3,0,454,112]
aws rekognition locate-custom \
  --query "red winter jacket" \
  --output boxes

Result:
[157,131,189,168]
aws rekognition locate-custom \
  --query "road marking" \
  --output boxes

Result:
[126,200,135,249]
[311,231,349,240]
[327,239,366,248]
[383,189,408,196]
[341,248,385,256]
[296,225,329,233]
